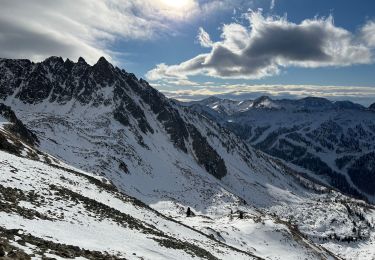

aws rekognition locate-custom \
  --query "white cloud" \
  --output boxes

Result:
[361,20,375,47]
[270,0,276,10]
[146,63,177,81]
[197,27,213,48]
[147,11,374,81]
[159,84,375,106]
[0,0,234,64]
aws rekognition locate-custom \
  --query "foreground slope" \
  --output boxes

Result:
[0,106,334,260]
[0,150,262,259]
[0,105,258,259]
[0,57,374,259]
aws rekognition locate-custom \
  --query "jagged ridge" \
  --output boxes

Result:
[0,56,227,179]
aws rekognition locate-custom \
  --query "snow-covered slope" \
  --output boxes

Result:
[0,104,336,260]
[0,150,262,260]
[0,57,375,259]
[185,96,375,202]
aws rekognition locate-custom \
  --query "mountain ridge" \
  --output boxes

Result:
[0,56,374,259]
[184,95,375,202]
[184,95,369,115]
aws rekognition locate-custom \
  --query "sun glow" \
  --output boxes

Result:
[161,0,193,9]
[155,0,198,20]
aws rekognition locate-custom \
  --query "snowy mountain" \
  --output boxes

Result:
[184,96,375,202]
[0,57,375,259]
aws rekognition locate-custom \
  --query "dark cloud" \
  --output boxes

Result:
[147,12,374,80]
[244,23,330,61]
[0,18,80,60]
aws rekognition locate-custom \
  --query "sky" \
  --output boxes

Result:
[1,0,375,105]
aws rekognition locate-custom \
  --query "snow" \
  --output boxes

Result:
[180,215,333,260]
[186,97,375,203]
[0,150,255,259]
[0,114,8,127]
[5,102,372,259]
[1,59,375,259]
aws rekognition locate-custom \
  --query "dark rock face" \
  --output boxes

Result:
[0,57,154,133]
[0,56,113,106]
[7,249,31,259]
[188,124,227,179]
[369,103,375,110]
[348,152,375,195]
[16,62,53,103]
[0,132,21,155]
[0,59,32,100]
[130,78,189,152]
[0,103,39,145]
[113,82,153,134]
[0,245,5,257]
[92,56,115,84]
[0,56,228,179]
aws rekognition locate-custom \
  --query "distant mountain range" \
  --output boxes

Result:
[184,96,375,202]
[0,56,374,259]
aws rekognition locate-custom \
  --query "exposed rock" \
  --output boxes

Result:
[0,103,39,145]
[188,124,227,179]
[7,249,31,260]
[0,245,5,257]
[186,96,375,201]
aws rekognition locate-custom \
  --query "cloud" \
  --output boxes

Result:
[147,11,374,80]
[159,84,375,106]
[197,27,213,48]
[0,0,235,64]
[361,20,375,47]
[270,0,276,10]
[165,79,201,86]
[0,15,108,64]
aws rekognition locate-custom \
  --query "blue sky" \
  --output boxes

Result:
[120,0,375,82]
[1,0,375,104]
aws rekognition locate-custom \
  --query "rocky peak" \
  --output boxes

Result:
[369,102,375,111]
[43,56,64,65]
[71,57,90,75]
[94,56,112,72]
[252,96,274,108]
[92,56,115,84]
[0,56,232,184]
[63,58,75,72]
[203,96,222,104]
[42,56,67,75]
[78,57,87,64]
[96,56,109,65]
